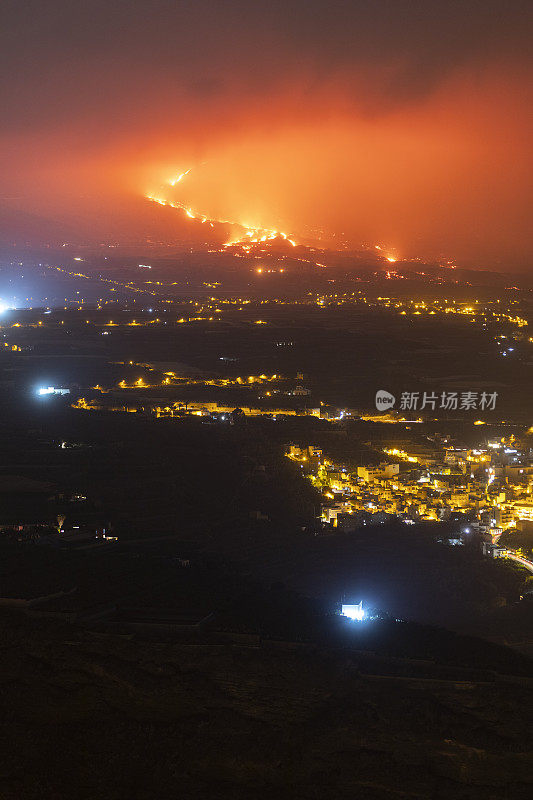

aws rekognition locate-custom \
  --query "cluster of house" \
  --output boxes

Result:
[287,437,533,537]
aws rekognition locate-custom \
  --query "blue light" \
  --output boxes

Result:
[341,602,365,621]
[37,387,70,396]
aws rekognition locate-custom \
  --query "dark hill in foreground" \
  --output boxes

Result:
[0,614,531,800]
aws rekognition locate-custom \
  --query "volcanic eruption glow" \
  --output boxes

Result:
[146,168,297,249]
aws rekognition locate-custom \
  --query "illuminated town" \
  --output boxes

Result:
[1,265,532,586]
[287,438,533,565]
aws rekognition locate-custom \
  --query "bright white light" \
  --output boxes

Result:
[341,602,365,621]
[37,387,70,396]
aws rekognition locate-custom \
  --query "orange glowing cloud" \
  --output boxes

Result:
[0,2,531,267]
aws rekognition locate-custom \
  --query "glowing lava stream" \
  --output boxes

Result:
[374,245,397,263]
[145,168,297,248]
[147,170,400,262]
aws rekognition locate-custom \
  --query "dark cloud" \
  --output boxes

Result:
[1,0,532,132]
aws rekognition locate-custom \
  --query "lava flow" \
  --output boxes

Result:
[146,168,297,249]
[146,170,402,263]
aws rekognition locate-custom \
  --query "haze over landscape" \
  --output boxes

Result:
[1,0,532,268]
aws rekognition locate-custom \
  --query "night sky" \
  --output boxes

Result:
[1,1,532,267]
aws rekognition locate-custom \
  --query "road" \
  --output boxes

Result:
[505,552,533,574]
